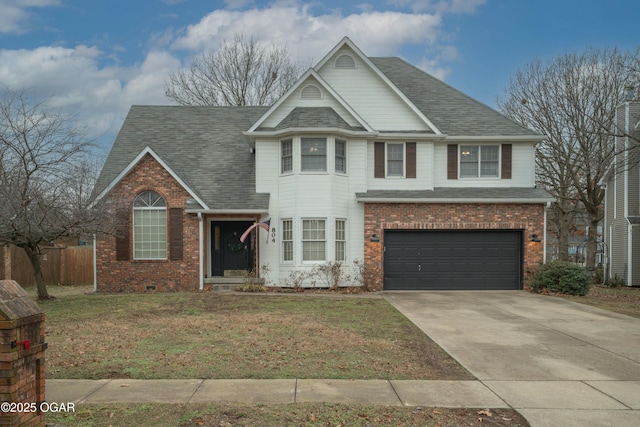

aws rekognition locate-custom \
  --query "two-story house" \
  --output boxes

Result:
[602,95,640,286]
[91,37,552,292]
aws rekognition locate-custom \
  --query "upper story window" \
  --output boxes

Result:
[281,139,293,173]
[335,139,346,173]
[374,142,416,179]
[387,143,405,177]
[133,190,167,260]
[460,145,499,178]
[334,54,356,69]
[301,138,327,172]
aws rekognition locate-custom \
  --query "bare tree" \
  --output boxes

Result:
[0,89,121,299]
[165,34,307,106]
[499,47,639,267]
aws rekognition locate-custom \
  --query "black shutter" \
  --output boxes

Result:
[447,144,458,180]
[406,142,416,178]
[501,144,512,179]
[374,142,385,178]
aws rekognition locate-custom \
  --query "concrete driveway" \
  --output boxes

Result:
[384,291,640,427]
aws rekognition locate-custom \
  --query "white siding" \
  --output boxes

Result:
[317,46,430,131]
[254,136,366,286]
[433,142,535,187]
[366,141,434,190]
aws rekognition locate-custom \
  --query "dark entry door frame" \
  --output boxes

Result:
[210,221,254,277]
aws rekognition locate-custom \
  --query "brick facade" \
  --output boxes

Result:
[363,203,546,290]
[0,280,47,427]
[96,154,200,292]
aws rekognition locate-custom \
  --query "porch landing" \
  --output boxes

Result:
[204,277,265,292]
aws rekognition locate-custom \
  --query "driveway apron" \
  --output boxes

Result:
[384,291,640,427]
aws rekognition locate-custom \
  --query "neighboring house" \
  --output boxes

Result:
[91,37,553,292]
[602,96,640,286]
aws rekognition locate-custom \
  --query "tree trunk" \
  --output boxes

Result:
[23,245,51,300]
[586,217,600,268]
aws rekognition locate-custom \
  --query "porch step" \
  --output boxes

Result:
[204,277,265,292]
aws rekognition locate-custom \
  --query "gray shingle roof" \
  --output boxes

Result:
[370,57,541,137]
[267,107,365,131]
[93,105,270,211]
[356,187,553,203]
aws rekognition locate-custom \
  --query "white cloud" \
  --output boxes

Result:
[0,45,180,148]
[171,4,442,62]
[387,0,486,14]
[0,0,61,34]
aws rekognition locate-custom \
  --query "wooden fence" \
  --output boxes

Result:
[0,245,93,287]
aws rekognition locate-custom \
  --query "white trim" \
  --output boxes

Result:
[90,146,209,210]
[245,128,377,138]
[92,234,97,293]
[314,37,442,135]
[281,218,294,264]
[385,142,405,178]
[185,209,268,214]
[543,202,549,263]
[356,198,554,204]
[445,135,545,142]
[198,212,204,291]
[246,70,374,134]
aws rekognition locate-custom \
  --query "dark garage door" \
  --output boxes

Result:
[384,230,522,290]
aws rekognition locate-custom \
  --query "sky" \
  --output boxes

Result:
[1,0,639,153]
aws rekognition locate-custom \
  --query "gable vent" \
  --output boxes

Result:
[300,84,322,100]
[335,54,356,69]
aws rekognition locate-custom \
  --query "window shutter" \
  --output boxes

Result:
[169,208,183,260]
[501,144,512,179]
[374,142,385,178]
[115,217,130,261]
[447,144,458,180]
[406,142,416,178]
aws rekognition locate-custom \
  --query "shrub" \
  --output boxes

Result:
[530,261,591,296]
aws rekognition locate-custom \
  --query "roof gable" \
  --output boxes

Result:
[93,106,270,211]
[314,37,441,134]
[247,70,373,134]
[91,146,207,209]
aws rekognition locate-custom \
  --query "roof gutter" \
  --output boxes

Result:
[356,198,555,204]
[185,209,269,215]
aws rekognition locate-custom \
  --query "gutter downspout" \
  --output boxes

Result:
[93,234,97,293]
[198,212,204,291]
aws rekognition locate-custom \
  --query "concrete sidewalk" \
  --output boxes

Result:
[384,291,640,427]
[47,378,508,408]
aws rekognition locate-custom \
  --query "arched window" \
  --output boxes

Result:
[133,190,167,259]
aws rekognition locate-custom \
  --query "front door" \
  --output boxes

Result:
[211,221,254,277]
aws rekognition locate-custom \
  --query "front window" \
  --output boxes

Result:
[281,139,293,173]
[335,219,346,261]
[282,219,293,262]
[133,190,167,260]
[387,143,404,177]
[335,139,346,173]
[302,219,326,261]
[460,145,499,178]
[301,138,327,172]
